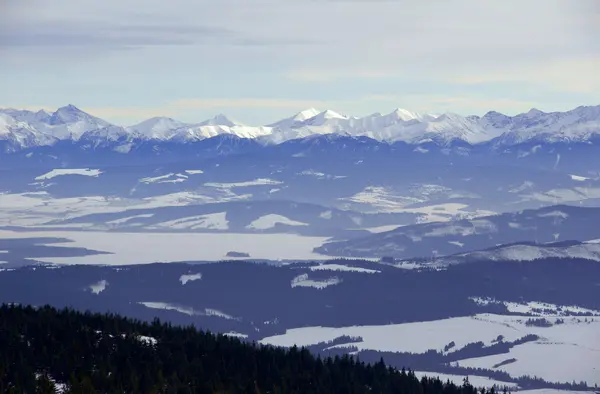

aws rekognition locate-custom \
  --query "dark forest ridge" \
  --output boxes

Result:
[1,303,507,394]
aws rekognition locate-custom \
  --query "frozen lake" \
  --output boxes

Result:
[0,230,330,265]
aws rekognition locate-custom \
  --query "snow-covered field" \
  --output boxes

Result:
[138,302,238,320]
[290,273,342,289]
[309,263,380,274]
[34,168,103,181]
[413,371,517,389]
[0,191,250,227]
[247,214,308,230]
[0,230,330,265]
[260,314,600,385]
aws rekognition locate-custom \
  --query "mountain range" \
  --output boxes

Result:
[2,104,600,153]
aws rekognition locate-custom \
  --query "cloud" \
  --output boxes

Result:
[0,23,232,49]
[1,0,599,119]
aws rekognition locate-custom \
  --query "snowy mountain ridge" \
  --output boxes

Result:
[1,104,600,152]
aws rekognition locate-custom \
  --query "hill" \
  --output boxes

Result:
[0,303,492,394]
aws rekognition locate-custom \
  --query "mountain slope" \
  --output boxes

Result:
[2,104,600,153]
[0,303,482,394]
[315,205,600,259]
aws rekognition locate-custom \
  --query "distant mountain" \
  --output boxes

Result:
[2,104,600,154]
[390,240,600,269]
[314,205,600,259]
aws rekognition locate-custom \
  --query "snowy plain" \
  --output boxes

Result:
[0,230,330,265]
[260,314,600,386]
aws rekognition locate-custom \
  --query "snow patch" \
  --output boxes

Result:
[319,210,333,220]
[223,332,249,339]
[35,168,102,181]
[140,173,188,184]
[179,272,202,285]
[247,214,308,230]
[291,273,341,289]
[205,178,282,188]
[309,263,380,274]
[538,210,568,219]
[88,280,108,295]
[151,212,229,230]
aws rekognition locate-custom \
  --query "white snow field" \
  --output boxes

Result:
[246,214,309,230]
[0,230,330,265]
[34,168,103,181]
[0,191,250,227]
[412,371,517,389]
[260,314,600,385]
[138,302,237,320]
[179,273,203,285]
[308,263,380,274]
[290,273,342,289]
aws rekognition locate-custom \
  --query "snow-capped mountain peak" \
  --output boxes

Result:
[302,110,347,126]
[128,117,188,139]
[388,108,423,122]
[199,114,242,127]
[525,108,545,118]
[294,108,321,122]
[49,104,96,125]
[267,108,321,128]
[2,103,600,152]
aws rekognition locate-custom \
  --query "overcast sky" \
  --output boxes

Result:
[1,0,599,125]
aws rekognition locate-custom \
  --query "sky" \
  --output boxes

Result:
[1,0,599,126]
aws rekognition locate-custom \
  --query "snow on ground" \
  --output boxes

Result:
[290,274,341,289]
[138,302,237,320]
[34,168,102,181]
[538,210,569,219]
[413,371,517,389]
[569,174,591,182]
[339,186,423,213]
[149,212,229,230]
[399,203,494,223]
[362,224,404,233]
[517,390,595,394]
[470,298,600,316]
[319,210,333,219]
[223,332,249,339]
[106,214,155,225]
[457,315,600,386]
[35,374,67,393]
[339,185,492,221]
[524,187,600,204]
[0,191,249,227]
[179,273,202,285]
[139,302,200,316]
[260,314,526,353]
[259,314,600,383]
[140,173,188,184]
[462,243,600,263]
[88,280,108,295]
[298,170,347,180]
[309,263,380,274]
[246,214,309,230]
[205,308,238,320]
[204,178,282,188]
[0,230,330,265]
[137,335,158,346]
[458,342,600,386]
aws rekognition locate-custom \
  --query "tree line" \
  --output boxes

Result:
[0,303,510,394]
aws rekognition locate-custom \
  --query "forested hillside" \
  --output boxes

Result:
[0,304,506,394]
